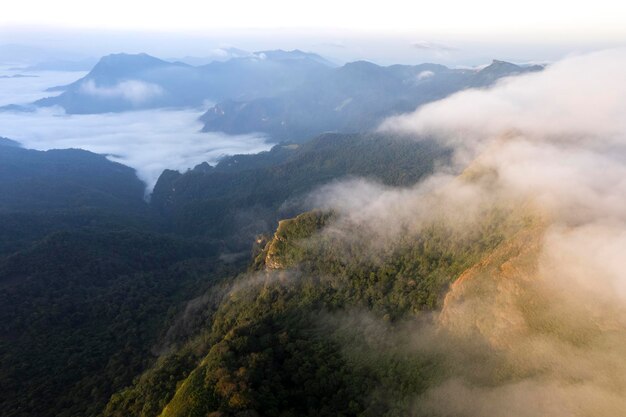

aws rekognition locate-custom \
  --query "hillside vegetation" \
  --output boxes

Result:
[105,199,533,417]
[151,133,448,248]
[0,133,451,416]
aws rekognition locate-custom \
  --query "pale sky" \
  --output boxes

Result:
[2,0,626,41]
[2,0,626,66]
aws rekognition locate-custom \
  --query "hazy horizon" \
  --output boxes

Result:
[1,27,624,67]
[3,0,626,66]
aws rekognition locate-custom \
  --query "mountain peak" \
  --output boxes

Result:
[94,52,171,68]
[341,60,382,72]
[74,52,184,88]
[337,60,389,79]
[480,59,522,73]
[475,59,542,81]
[252,49,335,66]
[0,137,21,147]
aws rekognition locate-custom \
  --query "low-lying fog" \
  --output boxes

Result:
[0,67,272,190]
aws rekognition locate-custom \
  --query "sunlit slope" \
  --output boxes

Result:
[110,190,535,417]
[429,216,626,416]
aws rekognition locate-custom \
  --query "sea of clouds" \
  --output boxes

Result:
[0,67,272,191]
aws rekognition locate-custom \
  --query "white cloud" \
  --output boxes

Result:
[381,49,626,153]
[0,106,271,191]
[0,69,272,192]
[311,49,626,415]
[0,67,86,106]
[79,79,164,104]
[378,48,626,226]
[417,70,434,80]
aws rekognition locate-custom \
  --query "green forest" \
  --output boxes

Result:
[0,133,521,416]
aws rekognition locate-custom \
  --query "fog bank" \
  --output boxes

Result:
[309,49,626,416]
[0,68,272,190]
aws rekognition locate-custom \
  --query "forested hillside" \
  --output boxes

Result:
[104,193,534,417]
[1,120,604,417]
[0,139,235,417]
[151,133,448,248]
[0,139,146,214]
[0,133,450,417]
[200,60,542,140]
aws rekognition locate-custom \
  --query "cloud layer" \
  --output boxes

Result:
[0,106,271,190]
[0,68,272,191]
[381,49,626,153]
[0,67,86,106]
[79,79,164,104]
[310,49,626,416]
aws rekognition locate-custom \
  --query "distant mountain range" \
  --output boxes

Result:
[200,59,543,141]
[32,50,333,114]
[167,47,252,66]
[0,137,20,147]
[7,51,542,141]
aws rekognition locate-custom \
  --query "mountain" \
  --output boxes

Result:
[103,178,530,417]
[0,139,153,256]
[0,132,448,417]
[169,47,252,65]
[2,48,621,417]
[472,59,543,84]
[1,125,599,417]
[33,50,335,114]
[0,140,233,417]
[168,48,333,67]
[0,138,147,213]
[18,53,541,145]
[0,137,20,147]
[200,60,543,141]
[252,49,337,67]
[151,132,449,248]
[34,53,196,113]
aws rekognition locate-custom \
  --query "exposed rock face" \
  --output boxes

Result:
[429,210,626,417]
[253,211,331,271]
[264,220,289,270]
[438,219,546,348]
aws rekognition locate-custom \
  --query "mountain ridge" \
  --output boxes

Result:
[200,58,543,141]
